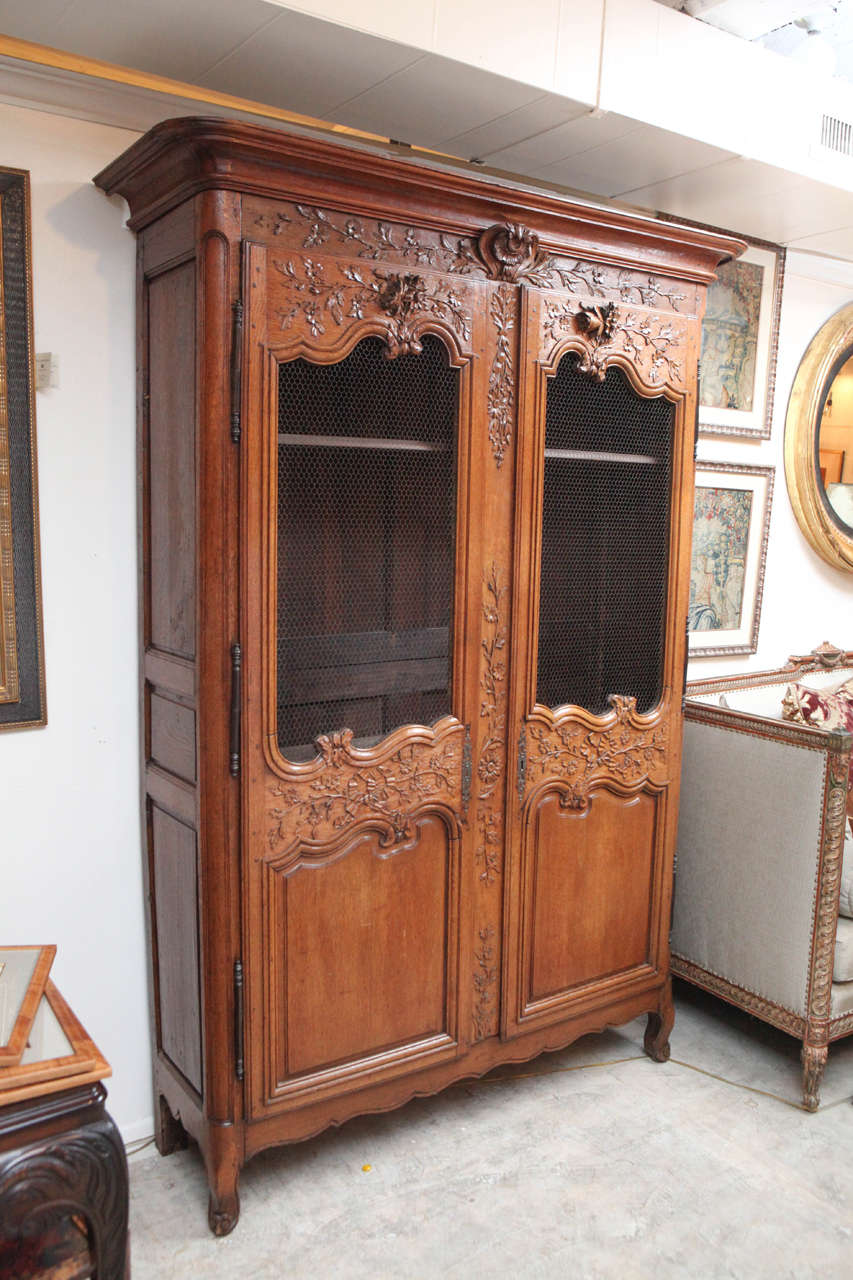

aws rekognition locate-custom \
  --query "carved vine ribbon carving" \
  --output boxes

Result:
[256,206,689,310]
[272,258,471,356]
[488,288,515,466]
[543,299,686,385]
[475,564,508,889]
[524,696,669,807]
[472,925,498,1040]
[478,564,508,799]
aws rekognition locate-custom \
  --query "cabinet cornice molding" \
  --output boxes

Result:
[94,116,744,285]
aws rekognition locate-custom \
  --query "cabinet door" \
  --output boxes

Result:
[502,285,697,1037]
[241,242,491,1115]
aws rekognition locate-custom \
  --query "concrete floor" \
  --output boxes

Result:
[127,983,853,1278]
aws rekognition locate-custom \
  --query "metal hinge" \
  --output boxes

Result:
[229,643,242,776]
[516,726,527,804]
[693,362,700,461]
[230,298,243,444]
[461,725,472,815]
[234,959,245,1082]
[682,614,690,708]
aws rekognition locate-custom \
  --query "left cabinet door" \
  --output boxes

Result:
[240,241,484,1116]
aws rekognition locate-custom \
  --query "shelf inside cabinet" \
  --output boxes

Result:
[279,432,448,453]
[544,448,659,465]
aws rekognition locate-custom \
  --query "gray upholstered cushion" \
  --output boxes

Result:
[834,916,853,982]
[840,829,853,919]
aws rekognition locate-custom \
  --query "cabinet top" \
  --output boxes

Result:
[94,115,743,282]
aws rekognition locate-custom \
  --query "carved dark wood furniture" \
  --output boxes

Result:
[94,118,740,1234]
[0,982,129,1278]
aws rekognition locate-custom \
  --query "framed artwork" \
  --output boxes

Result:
[689,461,775,658]
[698,239,785,440]
[0,167,46,730]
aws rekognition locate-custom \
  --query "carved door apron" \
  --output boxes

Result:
[240,241,498,1115]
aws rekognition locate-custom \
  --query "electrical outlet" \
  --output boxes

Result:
[35,352,59,391]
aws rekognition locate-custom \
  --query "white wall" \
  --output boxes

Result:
[689,250,853,684]
[0,103,150,1141]
[1,100,851,1144]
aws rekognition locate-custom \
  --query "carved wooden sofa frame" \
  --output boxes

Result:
[672,644,853,1110]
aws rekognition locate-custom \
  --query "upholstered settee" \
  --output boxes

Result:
[672,644,853,1110]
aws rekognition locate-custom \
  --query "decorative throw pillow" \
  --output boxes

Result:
[781,677,853,798]
[781,677,853,729]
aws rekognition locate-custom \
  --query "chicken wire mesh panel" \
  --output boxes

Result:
[536,354,675,716]
[276,336,458,762]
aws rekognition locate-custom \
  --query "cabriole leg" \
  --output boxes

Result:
[644,981,675,1063]
[801,1042,828,1112]
[205,1125,242,1236]
[208,1180,240,1237]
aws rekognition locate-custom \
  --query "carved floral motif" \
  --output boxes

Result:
[618,312,685,386]
[524,695,669,806]
[478,564,508,799]
[253,206,691,311]
[543,299,686,386]
[288,204,443,265]
[570,302,618,379]
[488,288,515,466]
[475,566,507,892]
[575,301,617,342]
[448,223,551,282]
[267,737,461,850]
[476,811,501,887]
[272,258,472,356]
[473,925,498,1040]
[254,209,292,235]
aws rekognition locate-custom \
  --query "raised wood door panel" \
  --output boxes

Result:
[501,283,698,1037]
[522,785,661,1017]
[241,239,499,1115]
[263,813,459,1094]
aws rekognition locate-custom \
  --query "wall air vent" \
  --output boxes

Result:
[820,114,853,157]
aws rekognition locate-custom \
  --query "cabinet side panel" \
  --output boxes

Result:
[147,262,196,659]
[150,691,197,782]
[151,804,203,1093]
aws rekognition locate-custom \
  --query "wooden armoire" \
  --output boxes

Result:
[95,119,740,1234]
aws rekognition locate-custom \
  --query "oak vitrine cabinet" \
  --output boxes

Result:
[96,119,740,1234]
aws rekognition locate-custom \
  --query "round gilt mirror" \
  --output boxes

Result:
[785,304,853,570]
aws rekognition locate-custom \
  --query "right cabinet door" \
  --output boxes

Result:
[502,285,696,1037]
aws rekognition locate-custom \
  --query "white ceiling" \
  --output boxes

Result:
[656,0,853,80]
[3,0,853,258]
